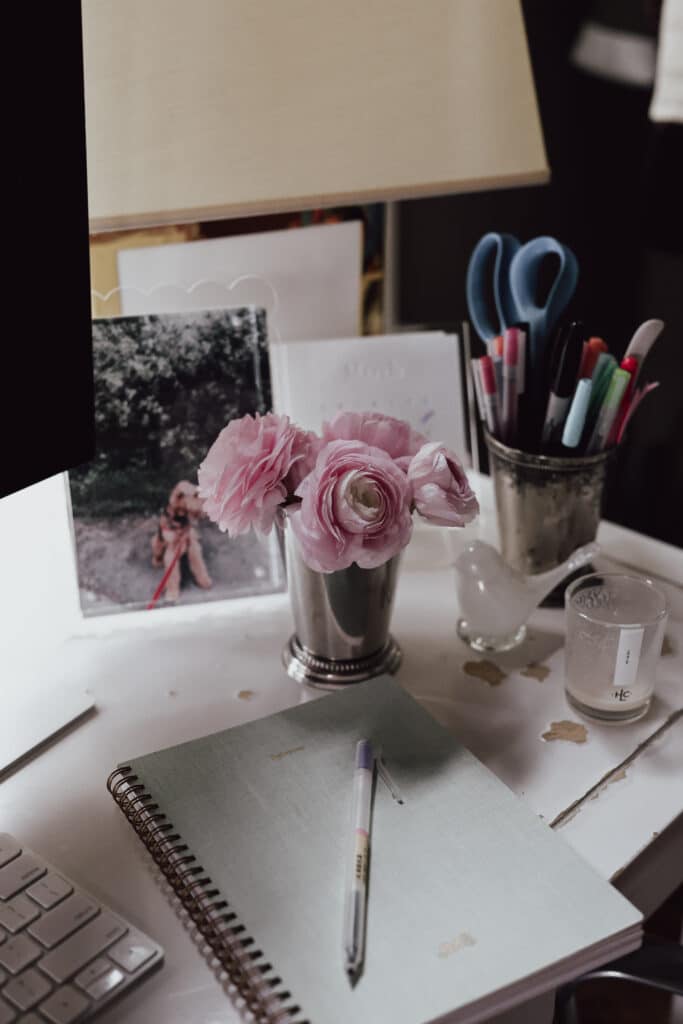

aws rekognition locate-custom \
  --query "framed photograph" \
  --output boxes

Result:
[68,305,284,616]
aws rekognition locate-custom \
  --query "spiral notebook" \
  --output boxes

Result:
[108,677,642,1024]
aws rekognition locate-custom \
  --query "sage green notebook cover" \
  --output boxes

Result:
[113,677,642,1024]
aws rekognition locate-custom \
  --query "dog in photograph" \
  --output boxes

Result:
[151,480,213,602]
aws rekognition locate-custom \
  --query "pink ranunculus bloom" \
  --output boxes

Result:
[407,442,479,527]
[321,411,427,471]
[289,439,413,572]
[198,412,313,535]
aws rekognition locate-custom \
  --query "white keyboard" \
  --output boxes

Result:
[0,835,163,1022]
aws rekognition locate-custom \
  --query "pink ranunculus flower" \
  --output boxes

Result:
[407,442,479,527]
[321,411,427,471]
[198,412,314,535]
[289,439,413,572]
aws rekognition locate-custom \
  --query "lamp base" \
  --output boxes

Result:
[282,634,402,690]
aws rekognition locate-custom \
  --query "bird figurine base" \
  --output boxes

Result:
[457,618,527,654]
[453,539,601,654]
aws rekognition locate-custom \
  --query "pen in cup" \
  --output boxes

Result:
[479,355,501,439]
[541,321,585,448]
[492,335,504,399]
[471,358,487,424]
[586,367,631,454]
[501,329,519,446]
[578,336,607,380]
[561,378,592,450]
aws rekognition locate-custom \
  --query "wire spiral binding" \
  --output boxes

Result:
[107,766,308,1024]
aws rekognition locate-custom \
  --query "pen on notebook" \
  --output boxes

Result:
[479,355,501,438]
[541,321,585,448]
[586,367,631,454]
[343,739,375,980]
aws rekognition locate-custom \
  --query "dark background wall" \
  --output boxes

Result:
[396,0,682,549]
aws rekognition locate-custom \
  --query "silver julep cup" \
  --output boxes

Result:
[484,432,611,602]
[281,523,402,689]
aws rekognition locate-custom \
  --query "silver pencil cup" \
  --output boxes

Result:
[485,432,611,604]
[281,525,402,689]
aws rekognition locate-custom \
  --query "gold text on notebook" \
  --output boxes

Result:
[437,933,476,959]
[269,745,305,761]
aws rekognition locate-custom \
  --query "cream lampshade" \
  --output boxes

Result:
[82,0,548,232]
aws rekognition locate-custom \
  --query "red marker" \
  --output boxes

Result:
[480,355,501,439]
[578,337,608,380]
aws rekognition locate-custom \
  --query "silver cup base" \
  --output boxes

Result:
[282,633,402,690]
[456,619,527,653]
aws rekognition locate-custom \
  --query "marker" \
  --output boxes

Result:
[471,358,486,423]
[578,337,608,379]
[343,740,375,980]
[582,352,618,446]
[479,355,501,438]
[586,368,631,454]
[510,323,528,394]
[608,355,638,446]
[501,329,519,446]
[541,322,585,447]
[491,335,504,400]
[561,378,592,449]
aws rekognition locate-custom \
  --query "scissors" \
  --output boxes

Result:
[466,232,579,375]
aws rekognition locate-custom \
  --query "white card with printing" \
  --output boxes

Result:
[270,331,467,459]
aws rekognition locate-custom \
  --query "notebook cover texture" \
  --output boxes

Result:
[110,677,642,1024]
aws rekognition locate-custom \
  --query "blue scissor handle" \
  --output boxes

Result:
[509,236,579,373]
[465,232,521,343]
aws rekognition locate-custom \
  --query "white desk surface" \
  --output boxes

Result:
[1,471,681,1024]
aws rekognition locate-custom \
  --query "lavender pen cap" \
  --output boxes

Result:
[355,740,374,771]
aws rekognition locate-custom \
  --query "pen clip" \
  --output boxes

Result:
[375,753,404,804]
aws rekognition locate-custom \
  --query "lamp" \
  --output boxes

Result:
[82,0,548,232]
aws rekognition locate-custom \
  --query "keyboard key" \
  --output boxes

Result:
[0,836,21,869]
[0,854,46,900]
[73,957,111,990]
[3,966,52,1011]
[0,894,41,933]
[18,1016,43,1024]
[26,873,73,910]
[0,932,42,974]
[39,912,128,983]
[0,998,16,1023]
[108,932,156,972]
[40,985,90,1023]
[85,966,125,1000]
[28,894,98,948]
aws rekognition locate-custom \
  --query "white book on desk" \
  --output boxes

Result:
[108,676,642,1024]
[270,330,467,461]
